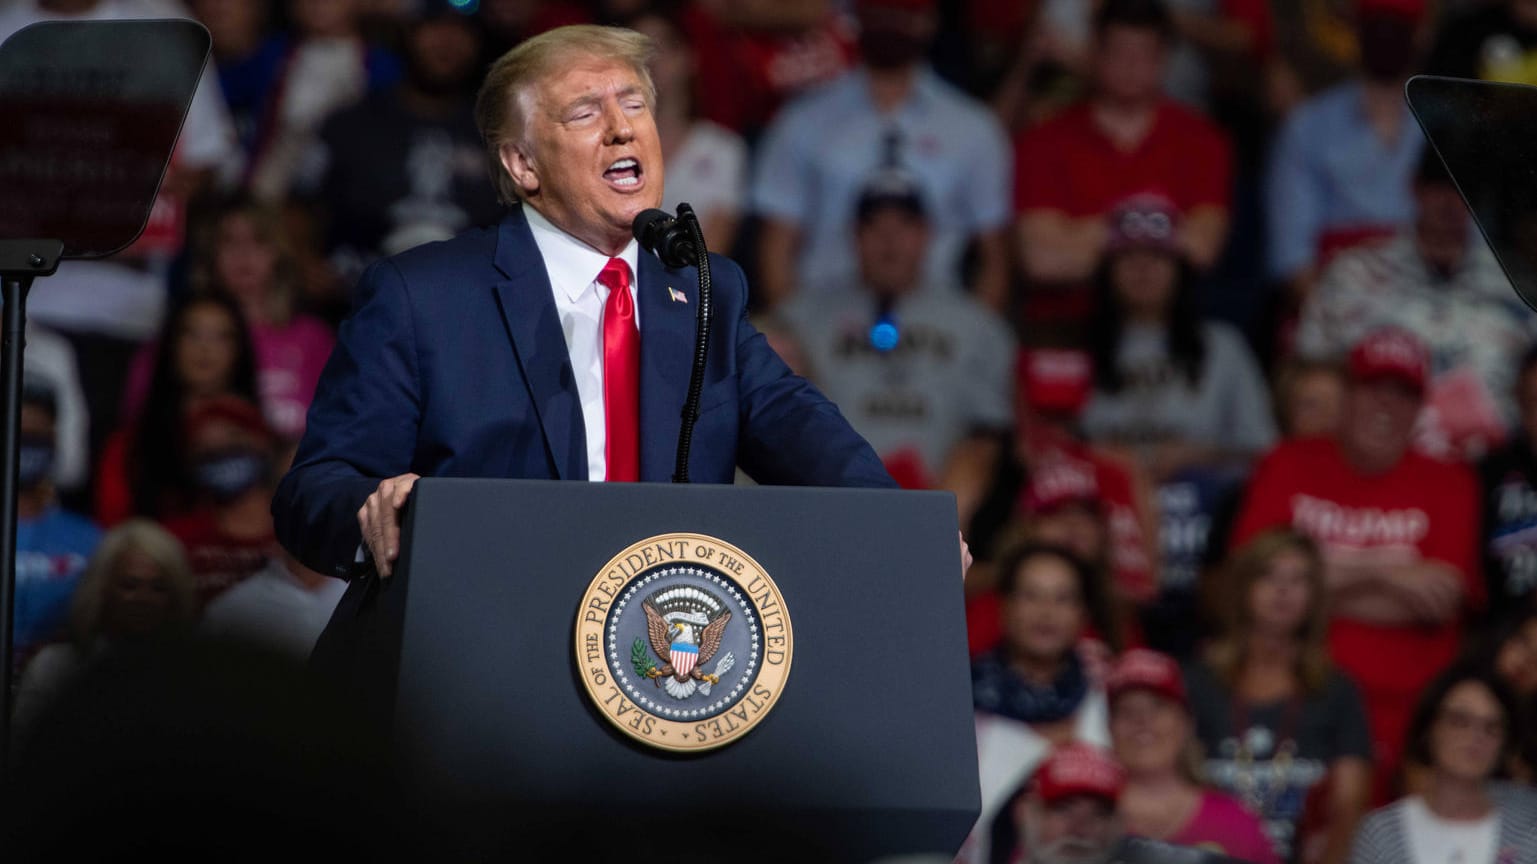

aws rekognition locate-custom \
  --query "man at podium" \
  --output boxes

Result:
[272,25,897,580]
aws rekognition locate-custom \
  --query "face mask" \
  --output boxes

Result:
[17,437,53,490]
[193,448,269,504]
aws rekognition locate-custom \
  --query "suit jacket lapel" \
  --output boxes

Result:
[491,206,587,481]
[638,251,698,482]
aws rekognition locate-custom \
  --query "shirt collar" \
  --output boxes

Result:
[523,204,641,303]
[852,64,941,116]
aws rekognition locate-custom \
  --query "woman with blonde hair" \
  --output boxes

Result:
[188,194,334,441]
[1186,528,1372,864]
[13,521,196,737]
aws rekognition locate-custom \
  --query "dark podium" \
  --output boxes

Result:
[314,478,981,862]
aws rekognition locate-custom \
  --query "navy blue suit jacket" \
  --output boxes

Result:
[273,206,895,577]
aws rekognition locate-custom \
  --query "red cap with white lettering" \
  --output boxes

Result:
[1349,327,1428,394]
[1031,743,1126,805]
[1106,648,1188,708]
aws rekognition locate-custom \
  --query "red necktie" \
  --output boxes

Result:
[598,258,639,482]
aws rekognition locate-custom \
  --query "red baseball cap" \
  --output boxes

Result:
[1031,743,1126,805]
[1106,648,1187,708]
[1349,327,1428,394]
[1018,348,1093,417]
[184,394,274,446]
[1022,456,1102,515]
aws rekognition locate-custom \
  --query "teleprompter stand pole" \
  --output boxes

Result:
[0,239,63,781]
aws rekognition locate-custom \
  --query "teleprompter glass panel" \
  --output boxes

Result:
[0,19,209,258]
[1408,74,1537,311]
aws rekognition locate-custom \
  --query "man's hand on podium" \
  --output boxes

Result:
[960,531,973,579]
[359,472,421,578]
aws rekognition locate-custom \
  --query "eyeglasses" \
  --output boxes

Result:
[1437,707,1504,739]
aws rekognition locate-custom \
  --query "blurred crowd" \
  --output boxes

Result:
[5,0,1537,861]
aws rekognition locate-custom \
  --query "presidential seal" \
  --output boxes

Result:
[574,533,792,752]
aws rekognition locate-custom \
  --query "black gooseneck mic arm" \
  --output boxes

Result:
[671,203,710,483]
[631,204,711,483]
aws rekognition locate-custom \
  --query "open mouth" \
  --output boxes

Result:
[603,157,643,189]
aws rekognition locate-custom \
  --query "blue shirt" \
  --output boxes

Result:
[1265,81,1424,281]
[14,506,101,656]
[750,66,1012,295]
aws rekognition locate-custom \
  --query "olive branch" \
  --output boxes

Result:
[631,637,657,678]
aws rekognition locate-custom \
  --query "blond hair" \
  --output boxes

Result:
[1203,528,1333,693]
[189,195,301,326]
[474,25,657,205]
[70,520,196,647]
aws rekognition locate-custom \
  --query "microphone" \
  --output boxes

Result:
[632,208,700,269]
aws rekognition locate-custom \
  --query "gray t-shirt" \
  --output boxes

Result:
[1081,322,1276,456]
[1185,661,1373,863]
[783,287,1015,481]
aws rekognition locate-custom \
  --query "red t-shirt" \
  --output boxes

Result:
[1231,438,1481,770]
[687,8,857,134]
[1013,100,1233,218]
[164,512,277,610]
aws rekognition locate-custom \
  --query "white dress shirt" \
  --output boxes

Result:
[524,205,641,482]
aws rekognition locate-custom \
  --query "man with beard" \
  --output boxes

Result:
[297,0,503,281]
[750,0,1012,308]
[1231,328,1482,798]
[1010,743,1126,864]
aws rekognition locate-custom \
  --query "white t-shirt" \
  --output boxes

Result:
[1402,796,1500,864]
[661,120,746,231]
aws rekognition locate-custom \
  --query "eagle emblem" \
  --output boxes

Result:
[632,587,735,700]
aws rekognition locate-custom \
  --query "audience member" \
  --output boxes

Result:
[13,520,196,740]
[783,167,1015,490]
[296,1,499,281]
[201,552,344,659]
[163,396,281,609]
[967,545,1117,864]
[1188,529,1372,864]
[23,324,90,496]
[1013,0,1232,325]
[1348,665,1537,862]
[1470,603,1537,780]
[1233,328,1482,797]
[190,0,278,162]
[1107,649,1278,863]
[752,0,1012,307]
[1273,357,1347,441]
[1296,153,1534,461]
[12,382,102,668]
[187,196,335,440]
[245,0,401,201]
[1426,0,1537,86]
[1001,743,1128,864]
[1265,0,1360,113]
[1478,345,1537,624]
[1083,196,1276,482]
[1265,1,1425,306]
[629,8,747,253]
[95,294,260,526]
[685,0,857,138]
[956,349,1160,613]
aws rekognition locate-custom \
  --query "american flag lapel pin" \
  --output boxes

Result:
[668,286,688,304]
